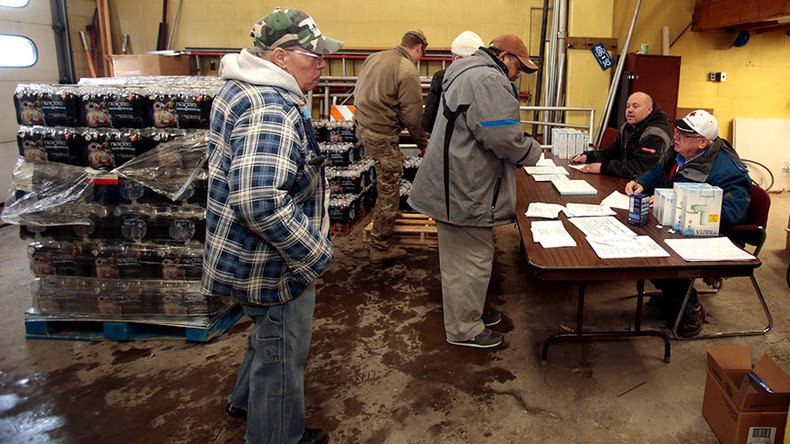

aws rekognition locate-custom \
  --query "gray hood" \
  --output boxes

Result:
[219,49,305,102]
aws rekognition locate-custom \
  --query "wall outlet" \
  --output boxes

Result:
[708,72,726,82]
[783,160,790,173]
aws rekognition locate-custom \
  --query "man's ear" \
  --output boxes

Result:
[272,48,288,68]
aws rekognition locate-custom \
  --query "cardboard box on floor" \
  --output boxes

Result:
[702,346,790,444]
[111,55,193,77]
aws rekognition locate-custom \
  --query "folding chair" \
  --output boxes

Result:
[671,184,773,340]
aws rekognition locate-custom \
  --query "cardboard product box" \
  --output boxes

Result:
[680,184,722,236]
[654,188,675,226]
[673,182,701,231]
[111,55,193,77]
[702,346,790,444]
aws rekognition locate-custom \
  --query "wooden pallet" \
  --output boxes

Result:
[24,303,244,342]
[363,212,438,246]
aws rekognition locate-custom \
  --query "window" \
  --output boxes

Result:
[0,34,37,67]
[0,0,30,7]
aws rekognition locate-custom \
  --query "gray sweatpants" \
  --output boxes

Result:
[436,220,494,342]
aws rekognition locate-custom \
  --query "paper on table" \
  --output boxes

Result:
[601,190,630,210]
[567,163,586,171]
[551,179,597,196]
[525,202,565,219]
[568,216,637,239]
[533,174,569,182]
[536,154,556,167]
[531,220,577,248]
[664,237,756,261]
[586,236,670,259]
[563,203,616,217]
[525,166,570,176]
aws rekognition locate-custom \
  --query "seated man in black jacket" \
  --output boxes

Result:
[571,91,672,178]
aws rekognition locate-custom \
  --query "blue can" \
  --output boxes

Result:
[628,193,650,226]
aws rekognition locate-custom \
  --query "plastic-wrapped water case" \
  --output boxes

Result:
[17,126,83,166]
[14,84,81,127]
[326,163,370,195]
[146,88,213,129]
[399,180,413,211]
[32,276,226,317]
[328,194,360,223]
[403,156,422,182]
[78,87,147,128]
[81,127,151,170]
[321,142,357,167]
[314,120,357,143]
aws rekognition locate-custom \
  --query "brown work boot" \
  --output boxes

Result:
[678,303,705,338]
[369,246,407,263]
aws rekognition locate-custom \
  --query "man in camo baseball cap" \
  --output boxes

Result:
[251,7,343,55]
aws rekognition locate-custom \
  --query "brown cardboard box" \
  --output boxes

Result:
[702,346,790,444]
[111,55,193,77]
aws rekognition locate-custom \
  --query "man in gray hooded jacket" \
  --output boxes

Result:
[408,34,542,348]
[203,8,340,444]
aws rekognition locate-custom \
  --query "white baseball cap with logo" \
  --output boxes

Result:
[673,109,719,140]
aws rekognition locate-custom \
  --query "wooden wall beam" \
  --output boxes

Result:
[692,0,790,31]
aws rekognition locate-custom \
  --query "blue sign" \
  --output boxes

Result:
[591,43,613,71]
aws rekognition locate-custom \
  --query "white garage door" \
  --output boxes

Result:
[0,0,60,193]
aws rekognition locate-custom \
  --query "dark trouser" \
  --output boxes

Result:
[651,278,698,317]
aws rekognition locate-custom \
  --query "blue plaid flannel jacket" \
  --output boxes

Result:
[202,80,332,305]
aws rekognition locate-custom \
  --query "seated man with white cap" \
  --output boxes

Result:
[624,109,752,337]
[421,31,485,133]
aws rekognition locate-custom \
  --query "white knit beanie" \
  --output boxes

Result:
[451,31,484,57]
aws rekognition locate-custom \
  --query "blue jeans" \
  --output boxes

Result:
[228,283,316,444]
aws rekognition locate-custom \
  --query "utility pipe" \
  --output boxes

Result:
[594,0,642,146]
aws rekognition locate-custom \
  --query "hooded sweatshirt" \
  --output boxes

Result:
[408,48,542,227]
[202,49,332,306]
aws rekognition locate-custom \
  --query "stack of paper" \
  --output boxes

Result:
[533,174,569,182]
[551,179,597,196]
[535,154,556,167]
[568,216,636,239]
[600,191,630,210]
[531,220,577,248]
[524,166,569,176]
[665,237,756,261]
[525,203,565,219]
[563,203,616,217]
[586,236,670,259]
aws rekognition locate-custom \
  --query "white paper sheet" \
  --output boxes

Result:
[531,220,577,248]
[525,202,565,219]
[524,166,570,176]
[601,191,630,210]
[566,163,586,171]
[551,179,597,196]
[562,203,616,218]
[586,236,670,259]
[664,237,757,261]
[533,174,569,182]
[568,216,637,239]
[535,154,556,167]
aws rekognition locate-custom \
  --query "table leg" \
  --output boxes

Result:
[541,281,672,365]
[670,278,697,340]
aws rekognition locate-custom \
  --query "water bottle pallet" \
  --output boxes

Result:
[24,302,242,342]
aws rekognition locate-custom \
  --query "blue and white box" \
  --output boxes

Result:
[628,193,651,226]
[680,184,723,236]
[653,188,675,226]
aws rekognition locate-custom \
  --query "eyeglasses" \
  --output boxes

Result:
[287,49,325,64]
[675,131,705,140]
[506,54,526,74]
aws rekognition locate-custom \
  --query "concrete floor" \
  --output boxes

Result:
[0,194,788,443]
